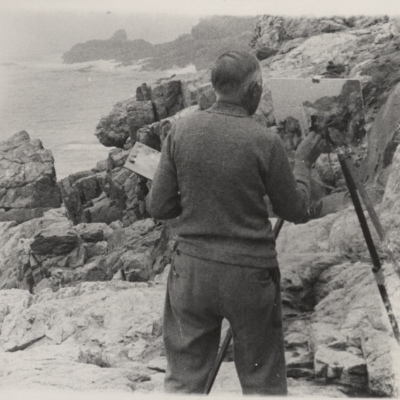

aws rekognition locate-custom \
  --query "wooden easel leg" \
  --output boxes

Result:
[338,154,400,344]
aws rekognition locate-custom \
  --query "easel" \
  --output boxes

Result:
[204,152,400,394]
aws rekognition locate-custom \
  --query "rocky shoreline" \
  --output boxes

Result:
[1,15,400,396]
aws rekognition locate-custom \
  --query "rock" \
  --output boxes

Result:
[95,99,155,148]
[0,131,61,223]
[181,76,213,108]
[75,223,112,243]
[136,83,152,101]
[82,193,123,225]
[361,83,400,189]
[104,166,147,225]
[250,16,348,56]
[314,347,367,385]
[117,251,152,282]
[279,252,345,309]
[361,327,400,396]
[111,29,128,41]
[0,208,69,290]
[0,206,162,291]
[108,148,131,169]
[310,260,400,396]
[106,219,158,251]
[137,106,198,150]
[0,281,165,359]
[390,17,400,37]
[58,170,105,225]
[102,219,164,281]
[254,47,278,61]
[63,16,257,71]
[59,169,129,226]
[151,80,184,119]
[0,207,55,225]
[62,36,154,64]
[276,213,337,254]
[0,289,32,332]
[374,24,393,44]
[191,15,257,40]
[30,224,79,256]
[84,241,108,259]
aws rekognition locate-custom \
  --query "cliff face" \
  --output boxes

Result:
[250,15,400,194]
[62,16,258,70]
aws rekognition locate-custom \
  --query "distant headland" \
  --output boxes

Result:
[62,16,258,70]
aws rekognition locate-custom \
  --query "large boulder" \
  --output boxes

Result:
[95,99,155,148]
[151,80,184,120]
[0,131,61,223]
[95,79,190,150]
[58,170,106,225]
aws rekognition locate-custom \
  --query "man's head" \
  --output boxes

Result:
[211,51,263,115]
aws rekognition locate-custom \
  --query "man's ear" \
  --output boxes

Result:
[247,81,262,98]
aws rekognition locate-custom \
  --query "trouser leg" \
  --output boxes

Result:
[221,266,287,395]
[163,252,223,393]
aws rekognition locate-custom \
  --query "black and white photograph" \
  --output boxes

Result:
[1,1,400,399]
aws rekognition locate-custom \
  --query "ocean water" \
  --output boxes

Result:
[0,54,196,179]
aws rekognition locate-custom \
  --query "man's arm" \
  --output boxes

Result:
[146,125,182,220]
[265,132,322,223]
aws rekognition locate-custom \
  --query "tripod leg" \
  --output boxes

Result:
[341,157,385,241]
[338,154,400,344]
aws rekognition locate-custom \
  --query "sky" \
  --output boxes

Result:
[1,0,400,17]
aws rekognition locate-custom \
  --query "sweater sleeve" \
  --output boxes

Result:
[264,135,311,224]
[146,125,182,220]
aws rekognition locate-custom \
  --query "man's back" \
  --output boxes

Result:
[148,101,311,268]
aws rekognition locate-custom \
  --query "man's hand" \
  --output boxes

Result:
[295,131,324,168]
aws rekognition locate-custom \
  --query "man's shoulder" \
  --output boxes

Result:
[248,120,280,143]
[171,107,205,128]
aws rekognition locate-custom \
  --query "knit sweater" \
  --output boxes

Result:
[147,101,311,268]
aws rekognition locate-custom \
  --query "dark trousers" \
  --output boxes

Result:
[163,251,287,395]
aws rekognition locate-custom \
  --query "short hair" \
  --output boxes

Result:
[211,51,260,95]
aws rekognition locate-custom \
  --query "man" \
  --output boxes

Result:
[147,51,322,395]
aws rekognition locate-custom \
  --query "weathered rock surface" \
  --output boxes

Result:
[0,131,61,223]
[251,16,400,194]
[361,82,400,191]
[0,208,68,290]
[0,281,167,392]
[63,78,203,226]
[95,100,155,148]
[0,204,168,292]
